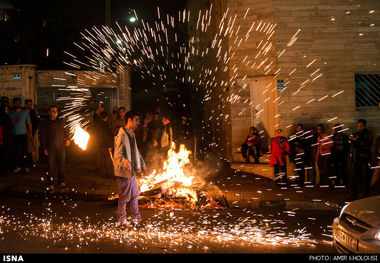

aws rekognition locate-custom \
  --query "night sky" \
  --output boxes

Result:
[0,0,187,68]
[0,0,189,116]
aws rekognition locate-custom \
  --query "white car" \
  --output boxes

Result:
[332,195,380,253]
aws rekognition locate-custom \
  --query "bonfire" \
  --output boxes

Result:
[109,143,226,210]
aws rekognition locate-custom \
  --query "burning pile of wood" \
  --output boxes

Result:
[108,143,227,210]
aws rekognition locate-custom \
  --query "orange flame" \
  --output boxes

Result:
[138,143,200,207]
[73,125,90,150]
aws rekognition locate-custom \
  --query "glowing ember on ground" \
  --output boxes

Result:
[72,125,90,150]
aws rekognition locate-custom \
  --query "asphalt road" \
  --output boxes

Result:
[0,190,339,254]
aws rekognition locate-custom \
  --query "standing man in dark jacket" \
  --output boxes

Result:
[95,111,113,178]
[40,105,71,193]
[289,124,306,187]
[0,104,12,175]
[349,119,373,201]
[332,124,350,186]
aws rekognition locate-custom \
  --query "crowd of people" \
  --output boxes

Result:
[0,97,192,192]
[241,120,380,201]
[1,94,379,204]
[90,103,192,179]
[0,96,71,193]
[0,96,38,175]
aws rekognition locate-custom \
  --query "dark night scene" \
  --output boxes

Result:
[0,0,380,260]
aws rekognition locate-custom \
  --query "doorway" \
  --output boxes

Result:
[249,76,279,149]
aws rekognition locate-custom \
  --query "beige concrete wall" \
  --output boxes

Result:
[35,70,119,88]
[187,0,380,163]
[227,0,380,157]
[226,0,278,156]
[35,69,131,114]
[0,65,131,111]
[0,65,36,103]
[273,0,380,136]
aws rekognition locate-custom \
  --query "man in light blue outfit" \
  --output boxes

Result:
[8,97,33,173]
[113,111,146,228]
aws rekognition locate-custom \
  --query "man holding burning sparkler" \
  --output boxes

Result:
[113,111,147,229]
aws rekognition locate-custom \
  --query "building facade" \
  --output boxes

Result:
[188,0,380,162]
[0,64,131,115]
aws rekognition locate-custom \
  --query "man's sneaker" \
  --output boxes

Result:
[47,185,55,193]
[25,167,31,174]
[59,182,68,190]
[13,167,22,173]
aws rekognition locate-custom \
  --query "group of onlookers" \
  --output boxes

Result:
[0,96,39,175]
[91,103,192,178]
[241,119,380,201]
[0,98,192,193]
[0,97,72,193]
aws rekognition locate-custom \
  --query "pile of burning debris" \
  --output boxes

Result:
[108,143,227,210]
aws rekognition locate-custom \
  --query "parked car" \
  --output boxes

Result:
[332,195,380,253]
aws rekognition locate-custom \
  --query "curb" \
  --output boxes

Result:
[0,184,341,211]
[226,199,341,211]
[0,185,110,202]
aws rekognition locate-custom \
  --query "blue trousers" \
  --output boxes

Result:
[117,176,141,225]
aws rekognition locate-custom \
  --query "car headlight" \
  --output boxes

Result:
[339,203,349,218]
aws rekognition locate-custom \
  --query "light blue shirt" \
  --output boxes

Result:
[8,109,31,135]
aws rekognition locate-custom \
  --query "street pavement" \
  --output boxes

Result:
[1,153,378,213]
[2,151,379,254]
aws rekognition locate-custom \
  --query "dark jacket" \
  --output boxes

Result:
[40,117,69,150]
[0,111,13,148]
[289,131,306,162]
[95,121,113,149]
[332,132,349,155]
[245,134,262,146]
[156,123,173,149]
[350,128,373,161]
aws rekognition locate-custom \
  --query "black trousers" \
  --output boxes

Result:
[46,146,66,185]
[274,164,287,184]
[295,161,305,186]
[241,143,260,163]
[351,158,372,199]
[318,155,331,185]
[0,147,9,173]
[333,152,348,186]
[99,147,113,178]
[12,134,28,169]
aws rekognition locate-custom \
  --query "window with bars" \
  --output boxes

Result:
[355,73,380,108]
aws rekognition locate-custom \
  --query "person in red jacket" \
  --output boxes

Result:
[269,129,291,185]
